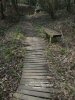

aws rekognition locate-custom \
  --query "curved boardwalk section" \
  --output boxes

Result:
[12,37,51,100]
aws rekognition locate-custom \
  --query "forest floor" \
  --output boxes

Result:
[30,10,75,99]
[0,7,75,100]
[0,18,26,100]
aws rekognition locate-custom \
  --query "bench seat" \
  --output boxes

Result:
[43,27,62,43]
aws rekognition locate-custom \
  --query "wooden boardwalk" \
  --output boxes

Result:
[12,37,51,100]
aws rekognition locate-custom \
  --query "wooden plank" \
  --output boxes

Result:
[23,67,46,70]
[25,58,46,60]
[23,66,47,68]
[22,75,49,79]
[25,56,45,59]
[13,93,50,100]
[20,78,49,83]
[19,83,51,88]
[22,72,48,76]
[16,90,50,99]
[24,65,47,67]
[20,79,50,85]
[24,63,47,65]
[44,28,61,37]
[23,70,48,73]
[20,80,50,88]
[17,85,50,93]
[20,82,51,88]
[24,60,46,63]
[23,67,47,69]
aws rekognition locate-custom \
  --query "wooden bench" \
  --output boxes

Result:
[43,27,62,43]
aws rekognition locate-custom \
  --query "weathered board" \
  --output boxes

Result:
[43,27,62,43]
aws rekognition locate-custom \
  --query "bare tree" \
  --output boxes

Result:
[11,0,18,15]
[0,0,5,19]
[65,0,71,12]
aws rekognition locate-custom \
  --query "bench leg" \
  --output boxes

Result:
[49,37,52,43]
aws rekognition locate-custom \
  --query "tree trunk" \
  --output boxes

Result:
[54,0,59,10]
[48,0,55,19]
[11,0,18,15]
[66,0,71,12]
[0,0,5,19]
[74,0,75,4]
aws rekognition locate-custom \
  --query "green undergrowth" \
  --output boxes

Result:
[0,29,25,100]
[32,24,44,37]
[32,21,46,37]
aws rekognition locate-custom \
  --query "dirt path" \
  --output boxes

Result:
[8,15,60,100]
[9,16,52,99]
